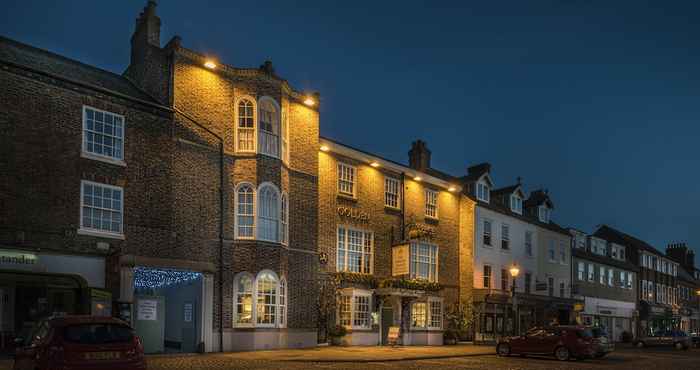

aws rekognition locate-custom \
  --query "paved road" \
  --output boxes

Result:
[146,347,700,370]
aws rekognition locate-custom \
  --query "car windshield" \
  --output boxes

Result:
[63,324,133,344]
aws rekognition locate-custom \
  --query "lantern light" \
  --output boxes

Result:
[204,60,217,69]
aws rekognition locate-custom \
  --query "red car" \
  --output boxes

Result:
[496,326,596,361]
[13,315,145,370]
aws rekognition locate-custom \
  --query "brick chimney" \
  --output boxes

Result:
[467,163,491,176]
[666,242,695,271]
[408,140,431,172]
[132,1,161,50]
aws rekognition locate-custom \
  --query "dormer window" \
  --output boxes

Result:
[510,195,522,214]
[538,206,550,223]
[476,182,490,203]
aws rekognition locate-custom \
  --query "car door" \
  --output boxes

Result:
[540,328,563,354]
[520,329,547,354]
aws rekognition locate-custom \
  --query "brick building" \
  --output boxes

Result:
[665,243,700,333]
[317,138,474,346]
[1,1,319,353]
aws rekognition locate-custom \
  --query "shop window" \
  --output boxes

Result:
[338,162,356,197]
[410,242,438,282]
[236,98,255,152]
[235,183,255,239]
[411,302,427,328]
[233,271,286,328]
[257,183,280,242]
[80,180,123,237]
[82,106,124,163]
[384,176,400,209]
[338,290,371,329]
[258,97,280,158]
[425,189,438,219]
[336,226,373,274]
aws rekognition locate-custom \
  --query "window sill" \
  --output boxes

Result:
[424,216,439,224]
[384,205,402,213]
[81,152,126,167]
[77,228,125,240]
[337,193,357,202]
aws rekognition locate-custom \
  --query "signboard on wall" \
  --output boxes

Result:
[184,302,193,323]
[137,299,157,321]
[392,244,409,276]
[387,326,400,346]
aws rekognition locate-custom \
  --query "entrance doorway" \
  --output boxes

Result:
[381,306,393,345]
[132,268,203,354]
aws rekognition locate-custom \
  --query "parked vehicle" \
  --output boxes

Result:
[690,332,700,348]
[590,327,614,358]
[633,330,691,350]
[13,315,145,370]
[496,326,596,361]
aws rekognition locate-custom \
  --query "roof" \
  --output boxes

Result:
[0,35,158,103]
[677,266,699,285]
[593,225,665,256]
[462,163,491,183]
[524,189,554,209]
[492,184,523,198]
[571,248,639,272]
[477,195,571,237]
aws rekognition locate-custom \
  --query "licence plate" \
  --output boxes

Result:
[84,351,121,360]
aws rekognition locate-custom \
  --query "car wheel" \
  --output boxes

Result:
[635,341,645,348]
[496,343,511,356]
[554,346,570,361]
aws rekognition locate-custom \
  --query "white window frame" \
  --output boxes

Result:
[548,240,556,262]
[336,226,373,274]
[338,289,372,330]
[483,219,492,247]
[587,263,594,282]
[384,176,401,209]
[501,224,510,250]
[235,96,257,153]
[538,206,550,223]
[424,188,438,219]
[280,192,289,245]
[234,182,256,240]
[559,242,566,264]
[578,262,585,281]
[428,298,443,330]
[483,264,492,289]
[281,109,290,164]
[81,106,126,166]
[411,301,428,329]
[78,180,124,239]
[409,241,438,282]
[627,272,633,289]
[510,194,522,214]
[599,266,605,285]
[257,182,281,242]
[232,270,286,328]
[258,96,281,158]
[476,181,490,203]
[337,162,356,197]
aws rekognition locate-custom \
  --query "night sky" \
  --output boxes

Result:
[2,1,698,261]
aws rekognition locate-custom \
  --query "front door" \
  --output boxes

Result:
[181,301,197,352]
[134,295,165,353]
[381,306,393,345]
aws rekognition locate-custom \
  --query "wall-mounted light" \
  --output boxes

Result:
[448,185,457,192]
[320,145,330,152]
[370,161,380,168]
[414,176,422,181]
[304,97,316,107]
[204,60,217,69]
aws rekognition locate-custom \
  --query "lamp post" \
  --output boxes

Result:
[510,264,521,336]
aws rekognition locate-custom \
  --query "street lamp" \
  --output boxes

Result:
[510,264,520,336]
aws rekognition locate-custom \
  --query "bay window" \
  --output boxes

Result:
[257,183,280,242]
[233,271,286,328]
[338,290,372,329]
[258,97,280,158]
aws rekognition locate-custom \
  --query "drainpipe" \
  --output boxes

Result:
[173,108,225,353]
[400,172,406,241]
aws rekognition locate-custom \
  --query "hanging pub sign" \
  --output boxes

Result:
[404,215,436,240]
[392,244,410,276]
[337,206,370,222]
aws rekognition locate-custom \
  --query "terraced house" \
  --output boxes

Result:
[317,139,475,346]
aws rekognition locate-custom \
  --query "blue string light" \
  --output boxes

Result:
[133,267,202,289]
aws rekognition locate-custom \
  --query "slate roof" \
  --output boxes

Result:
[461,163,491,183]
[477,194,571,237]
[0,35,158,103]
[492,184,521,197]
[571,247,639,272]
[593,225,665,256]
[524,189,554,209]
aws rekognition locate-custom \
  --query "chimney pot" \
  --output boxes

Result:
[408,140,431,172]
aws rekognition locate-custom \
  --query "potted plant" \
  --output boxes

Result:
[328,325,347,345]
[443,329,459,345]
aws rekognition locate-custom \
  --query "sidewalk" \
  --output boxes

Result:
[155,344,496,363]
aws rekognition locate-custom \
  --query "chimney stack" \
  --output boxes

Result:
[408,140,431,172]
[666,242,695,271]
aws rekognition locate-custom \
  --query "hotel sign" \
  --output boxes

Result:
[392,244,410,276]
[337,206,369,222]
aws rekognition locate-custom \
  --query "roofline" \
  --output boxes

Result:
[0,58,173,113]
[319,136,461,192]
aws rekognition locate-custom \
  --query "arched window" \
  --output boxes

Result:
[234,273,254,326]
[258,97,280,158]
[280,192,288,245]
[256,271,278,326]
[279,278,287,327]
[237,98,255,152]
[257,183,279,242]
[235,183,255,239]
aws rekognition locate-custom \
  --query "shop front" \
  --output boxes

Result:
[639,302,678,336]
[0,248,107,352]
[579,297,635,342]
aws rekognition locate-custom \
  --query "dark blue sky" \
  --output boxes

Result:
[2,1,698,261]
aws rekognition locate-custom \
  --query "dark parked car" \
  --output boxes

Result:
[689,332,700,348]
[633,330,691,350]
[590,327,614,358]
[496,326,596,361]
[13,315,145,370]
